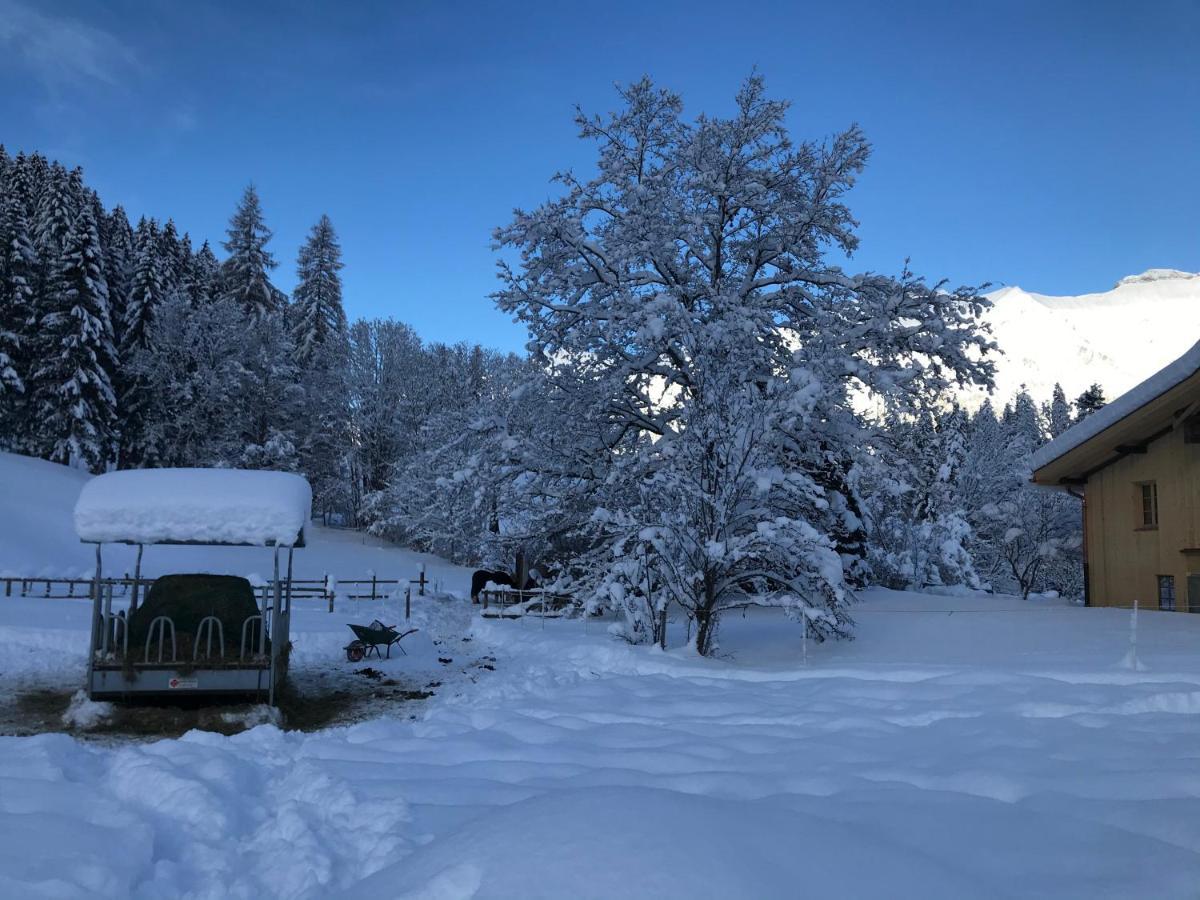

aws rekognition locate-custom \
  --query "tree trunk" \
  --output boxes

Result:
[694,609,719,656]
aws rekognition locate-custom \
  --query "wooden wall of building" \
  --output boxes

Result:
[1086,425,1200,610]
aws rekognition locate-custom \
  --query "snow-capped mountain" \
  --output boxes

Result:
[967,269,1200,408]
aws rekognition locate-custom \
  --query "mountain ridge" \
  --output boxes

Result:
[967,269,1200,409]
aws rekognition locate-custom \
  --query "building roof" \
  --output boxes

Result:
[1031,339,1200,485]
[74,468,311,547]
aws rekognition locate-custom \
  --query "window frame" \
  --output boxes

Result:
[1157,574,1176,611]
[1138,481,1159,530]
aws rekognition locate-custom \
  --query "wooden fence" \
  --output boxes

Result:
[478,588,574,619]
[2,572,432,605]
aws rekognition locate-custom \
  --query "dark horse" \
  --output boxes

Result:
[470,569,539,603]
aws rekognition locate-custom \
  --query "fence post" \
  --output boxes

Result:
[371,574,377,602]
[802,611,809,667]
[1124,596,1140,670]
[4,579,10,597]
[405,587,411,621]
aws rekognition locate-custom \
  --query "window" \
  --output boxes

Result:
[1139,482,1159,528]
[1185,416,1200,444]
[1158,575,1176,611]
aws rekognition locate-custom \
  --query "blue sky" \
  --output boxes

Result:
[2,0,1197,352]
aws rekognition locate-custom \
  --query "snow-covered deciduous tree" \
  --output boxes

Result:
[953,392,1083,599]
[492,76,995,652]
[127,293,248,467]
[981,487,1081,601]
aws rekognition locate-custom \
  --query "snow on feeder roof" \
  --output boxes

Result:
[74,468,312,547]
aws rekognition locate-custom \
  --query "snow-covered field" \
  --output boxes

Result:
[3,452,1200,897]
[2,588,1200,897]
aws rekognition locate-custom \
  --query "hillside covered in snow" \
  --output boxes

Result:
[974,269,1200,407]
[0,452,472,591]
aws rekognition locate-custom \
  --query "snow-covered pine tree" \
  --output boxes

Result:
[0,156,42,447]
[30,204,118,471]
[864,406,978,592]
[1074,383,1106,421]
[493,76,995,652]
[220,185,283,318]
[290,215,351,520]
[33,162,77,261]
[0,195,37,407]
[184,241,221,307]
[117,218,168,466]
[1046,383,1072,438]
[963,389,1082,600]
[1007,387,1045,450]
[99,206,135,345]
[123,219,164,356]
[291,215,348,366]
[157,219,189,295]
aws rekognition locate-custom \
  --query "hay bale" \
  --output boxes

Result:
[127,574,264,660]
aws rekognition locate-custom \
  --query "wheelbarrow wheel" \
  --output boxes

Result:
[345,641,366,663]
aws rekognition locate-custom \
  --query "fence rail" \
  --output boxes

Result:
[2,573,433,604]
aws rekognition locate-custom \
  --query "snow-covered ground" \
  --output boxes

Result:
[2,451,1199,896]
[2,588,1200,897]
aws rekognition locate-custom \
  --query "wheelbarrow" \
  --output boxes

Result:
[344,620,418,662]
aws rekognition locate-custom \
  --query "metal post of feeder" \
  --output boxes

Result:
[270,546,282,706]
[131,544,144,614]
[87,544,103,687]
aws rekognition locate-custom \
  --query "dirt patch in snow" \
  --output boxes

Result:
[0,671,445,741]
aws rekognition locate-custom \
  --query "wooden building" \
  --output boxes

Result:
[1031,342,1200,612]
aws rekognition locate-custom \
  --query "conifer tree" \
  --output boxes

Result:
[220,185,282,317]
[0,199,36,401]
[118,218,167,466]
[30,205,117,471]
[291,214,347,366]
[182,240,221,307]
[1074,383,1106,421]
[157,219,189,293]
[34,162,76,259]
[291,215,351,517]
[1046,383,1072,438]
[100,206,135,342]
[123,219,164,356]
